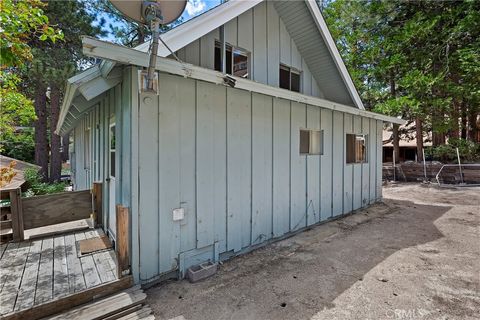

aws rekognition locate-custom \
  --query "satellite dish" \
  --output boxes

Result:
[110,0,187,25]
[109,0,187,92]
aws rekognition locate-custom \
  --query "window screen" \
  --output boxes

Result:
[279,65,302,92]
[291,71,301,93]
[300,129,323,155]
[280,65,290,90]
[214,41,249,78]
[346,134,367,163]
[233,49,248,78]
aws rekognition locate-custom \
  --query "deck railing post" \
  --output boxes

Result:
[116,205,130,278]
[92,182,103,227]
[10,188,24,242]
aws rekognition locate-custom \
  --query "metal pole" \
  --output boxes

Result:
[422,148,427,181]
[457,147,464,184]
[393,149,396,181]
[147,18,160,91]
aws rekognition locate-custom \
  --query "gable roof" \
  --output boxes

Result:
[135,0,364,109]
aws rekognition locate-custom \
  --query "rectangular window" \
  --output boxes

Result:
[300,129,323,155]
[214,41,250,78]
[110,124,116,177]
[346,134,368,163]
[280,65,301,92]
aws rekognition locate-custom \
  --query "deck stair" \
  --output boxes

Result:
[44,285,154,320]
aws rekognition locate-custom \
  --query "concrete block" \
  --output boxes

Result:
[186,262,217,283]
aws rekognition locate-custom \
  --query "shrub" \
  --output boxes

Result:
[23,168,67,197]
[424,139,480,163]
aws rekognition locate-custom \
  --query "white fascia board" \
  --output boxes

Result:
[135,0,263,56]
[305,0,365,110]
[82,37,405,125]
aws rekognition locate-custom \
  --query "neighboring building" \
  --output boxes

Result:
[383,124,432,162]
[56,0,403,284]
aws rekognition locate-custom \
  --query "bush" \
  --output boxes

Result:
[23,168,67,197]
[424,139,480,163]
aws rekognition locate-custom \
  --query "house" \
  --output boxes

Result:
[56,0,404,285]
[382,124,432,162]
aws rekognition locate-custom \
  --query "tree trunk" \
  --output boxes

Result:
[61,134,69,162]
[468,109,479,143]
[34,85,49,181]
[49,85,62,183]
[392,124,400,163]
[415,118,424,162]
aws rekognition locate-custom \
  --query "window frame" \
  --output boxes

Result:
[214,41,251,79]
[280,64,302,93]
[300,129,324,156]
[346,133,368,164]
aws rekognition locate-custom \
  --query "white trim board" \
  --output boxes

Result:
[80,37,404,125]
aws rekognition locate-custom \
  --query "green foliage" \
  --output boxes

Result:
[424,139,480,163]
[1,128,35,162]
[23,167,67,196]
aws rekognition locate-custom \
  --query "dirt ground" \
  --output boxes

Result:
[146,183,480,320]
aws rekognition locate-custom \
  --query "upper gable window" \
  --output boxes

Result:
[214,41,250,79]
[280,65,301,93]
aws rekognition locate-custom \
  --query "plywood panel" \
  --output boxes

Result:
[343,114,353,214]
[279,18,291,66]
[353,116,362,210]
[306,105,320,225]
[362,117,370,207]
[272,98,290,237]
[291,41,302,70]
[238,10,253,52]
[253,2,268,83]
[200,29,218,69]
[138,91,159,280]
[320,109,333,220]
[225,18,237,47]
[302,59,312,96]
[290,102,306,231]
[266,1,280,87]
[332,111,344,216]
[251,93,273,245]
[226,88,251,252]
[185,39,200,66]
[196,82,227,250]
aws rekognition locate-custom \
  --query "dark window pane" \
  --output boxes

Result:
[233,50,248,78]
[291,71,300,92]
[214,45,222,72]
[300,130,310,154]
[226,47,232,75]
[280,65,290,90]
[110,151,115,177]
[346,134,356,163]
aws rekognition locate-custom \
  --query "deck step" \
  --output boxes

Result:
[44,286,154,320]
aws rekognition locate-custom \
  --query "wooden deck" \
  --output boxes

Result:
[0,228,118,316]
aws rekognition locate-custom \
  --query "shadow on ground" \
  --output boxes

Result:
[146,191,459,320]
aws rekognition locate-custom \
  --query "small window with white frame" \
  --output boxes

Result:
[300,129,323,155]
[280,64,301,92]
[346,134,368,163]
[214,41,250,79]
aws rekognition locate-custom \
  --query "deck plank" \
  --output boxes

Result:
[0,242,20,290]
[35,237,54,305]
[75,232,102,288]
[65,233,86,293]
[14,239,42,311]
[0,243,7,259]
[0,241,30,314]
[53,235,69,299]
[92,251,117,283]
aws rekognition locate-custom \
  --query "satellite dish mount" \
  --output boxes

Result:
[142,1,163,92]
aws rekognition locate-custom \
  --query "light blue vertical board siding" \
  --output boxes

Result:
[176,48,186,62]
[238,10,253,52]
[138,91,160,280]
[253,2,267,83]
[120,69,132,207]
[291,40,302,70]
[376,120,383,200]
[114,85,122,209]
[185,40,200,67]
[196,82,227,251]
[200,29,217,69]
[272,98,290,237]
[251,93,273,245]
[361,117,370,207]
[225,18,238,46]
[302,59,312,96]
[343,114,353,214]
[320,109,333,220]
[332,111,344,216]
[290,102,307,231]
[312,78,323,98]
[306,105,320,225]
[369,118,377,204]
[353,115,362,210]
[226,87,251,252]
[266,1,279,87]
[157,74,196,272]
[279,18,291,65]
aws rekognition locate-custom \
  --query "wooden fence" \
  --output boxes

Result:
[383,163,480,184]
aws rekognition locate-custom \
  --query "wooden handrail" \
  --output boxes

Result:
[9,188,24,242]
